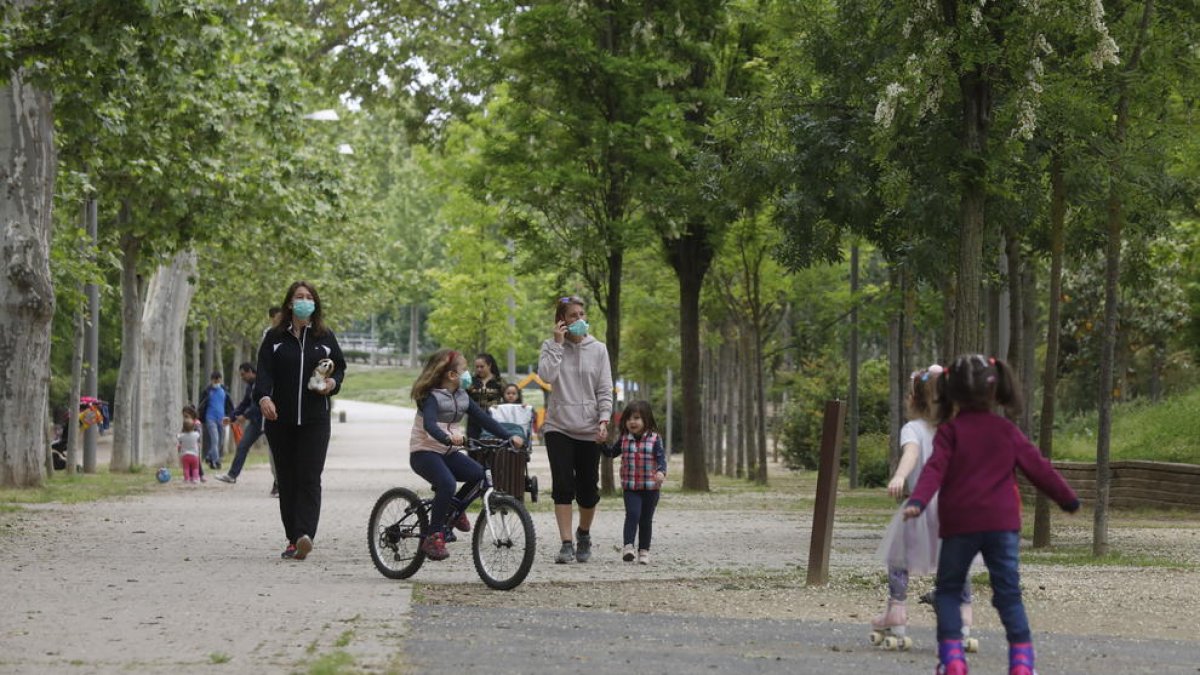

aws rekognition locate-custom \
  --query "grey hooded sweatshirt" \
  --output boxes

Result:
[538,335,613,441]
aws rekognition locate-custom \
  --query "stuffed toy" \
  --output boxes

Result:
[308,358,335,392]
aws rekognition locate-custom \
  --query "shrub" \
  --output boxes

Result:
[779,356,892,471]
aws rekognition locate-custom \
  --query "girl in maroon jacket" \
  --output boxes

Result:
[905,354,1080,675]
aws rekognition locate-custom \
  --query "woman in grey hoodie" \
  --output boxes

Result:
[538,296,614,564]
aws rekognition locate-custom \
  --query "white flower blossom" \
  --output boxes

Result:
[1034,33,1054,55]
[1091,34,1120,68]
[874,82,907,127]
[971,6,983,27]
[1085,0,1121,68]
[1013,98,1038,140]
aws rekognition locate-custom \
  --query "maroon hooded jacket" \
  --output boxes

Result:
[907,409,1080,538]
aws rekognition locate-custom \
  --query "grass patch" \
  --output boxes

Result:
[306,651,356,675]
[1052,387,1200,463]
[333,630,354,648]
[0,468,156,505]
[209,653,232,664]
[335,364,421,407]
[1022,545,1194,569]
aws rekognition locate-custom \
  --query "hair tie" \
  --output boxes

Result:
[988,357,996,366]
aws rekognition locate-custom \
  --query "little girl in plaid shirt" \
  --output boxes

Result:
[603,400,666,564]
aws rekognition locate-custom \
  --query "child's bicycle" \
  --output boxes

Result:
[367,437,537,590]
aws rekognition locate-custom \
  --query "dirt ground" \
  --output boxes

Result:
[419,486,1200,644]
[2,399,1198,674]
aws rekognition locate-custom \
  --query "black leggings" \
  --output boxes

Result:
[266,420,330,544]
[545,432,601,508]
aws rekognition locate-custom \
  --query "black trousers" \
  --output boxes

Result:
[265,419,331,544]
[545,431,601,508]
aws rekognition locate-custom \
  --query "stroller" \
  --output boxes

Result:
[483,403,538,503]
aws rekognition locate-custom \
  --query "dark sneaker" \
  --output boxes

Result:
[575,529,591,563]
[421,532,449,561]
[451,512,471,532]
[294,535,313,561]
[281,544,297,559]
[215,474,236,484]
[444,531,457,543]
[270,482,279,497]
[555,541,575,564]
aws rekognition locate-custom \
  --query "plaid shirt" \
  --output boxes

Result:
[617,431,667,491]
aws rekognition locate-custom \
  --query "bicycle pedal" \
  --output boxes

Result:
[444,531,457,543]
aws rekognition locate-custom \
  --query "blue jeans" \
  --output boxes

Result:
[409,451,484,533]
[204,419,223,465]
[622,489,660,550]
[936,530,1030,643]
[226,420,265,479]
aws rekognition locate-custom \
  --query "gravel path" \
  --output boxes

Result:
[2,399,1198,674]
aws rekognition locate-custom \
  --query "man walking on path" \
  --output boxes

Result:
[198,370,233,469]
[216,362,278,495]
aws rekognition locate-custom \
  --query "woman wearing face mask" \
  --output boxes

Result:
[254,281,346,561]
[408,349,526,561]
[538,295,613,564]
[465,353,504,441]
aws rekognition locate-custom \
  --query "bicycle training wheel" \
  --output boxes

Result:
[368,487,428,579]
[472,493,536,590]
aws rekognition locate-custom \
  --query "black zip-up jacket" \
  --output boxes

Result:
[254,324,346,426]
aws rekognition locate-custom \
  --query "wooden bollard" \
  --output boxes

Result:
[338,410,346,423]
[807,399,847,586]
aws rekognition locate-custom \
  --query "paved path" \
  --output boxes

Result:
[0,400,418,674]
[406,605,1200,675]
[3,399,1199,674]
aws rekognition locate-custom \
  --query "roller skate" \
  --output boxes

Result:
[868,599,912,651]
[961,603,979,653]
[936,639,968,675]
[1009,642,1036,675]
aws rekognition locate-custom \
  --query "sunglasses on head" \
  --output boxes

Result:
[559,296,582,304]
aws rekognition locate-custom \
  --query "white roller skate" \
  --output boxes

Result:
[869,599,913,651]
[961,602,979,652]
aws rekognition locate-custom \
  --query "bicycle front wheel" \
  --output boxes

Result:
[368,487,428,579]
[472,493,536,590]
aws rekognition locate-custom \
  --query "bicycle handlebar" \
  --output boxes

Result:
[466,437,529,454]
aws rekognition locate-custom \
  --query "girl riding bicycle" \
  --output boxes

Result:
[409,349,526,561]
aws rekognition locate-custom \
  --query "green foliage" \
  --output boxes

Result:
[779,356,891,471]
[1052,387,1200,464]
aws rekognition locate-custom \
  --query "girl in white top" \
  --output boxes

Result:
[177,406,202,484]
[871,365,974,646]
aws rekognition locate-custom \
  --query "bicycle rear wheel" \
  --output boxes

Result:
[368,487,428,579]
[472,493,536,590]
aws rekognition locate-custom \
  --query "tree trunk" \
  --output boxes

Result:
[408,304,420,368]
[754,330,768,486]
[848,244,860,488]
[203,321,215,382]
[111,216,142,472]
[720,341,732,476]
[1004,228,1022,371]
[702,346,714,473]
[665,229,714,491]
[600,250,623,496]
[1020,265,1037,432]
[82,197,99,473]
[138,251,198,468]
[740,329,757,481]
[953,67,991,357]
[66,309,85,475]
[1033,148,1066,548]
[231,342,242,401]
[190,325,201,405]
[0,52,55,487]
[1095,0,1154,558]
